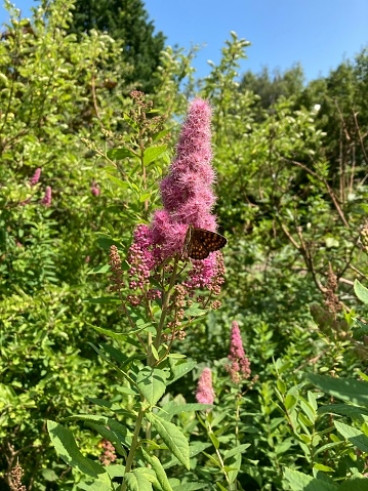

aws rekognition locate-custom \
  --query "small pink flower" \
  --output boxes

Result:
[99,439,117,466]
[196,367,215,405]
[128,225,155,290]
[225,321,251,383]
[30,168,41,186]
[41,186,52,207]
[91,181,100,196]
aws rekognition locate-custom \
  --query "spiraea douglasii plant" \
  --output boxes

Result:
[47,98,241,490]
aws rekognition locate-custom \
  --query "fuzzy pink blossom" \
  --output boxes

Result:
[196,367,215,405]
[130,99,222,272]
[225,321,251,383]
[30,167,41,186]
[127,99,225,305]
[158,98,217,236]
[91,181,101,196]
[41,186,52,207]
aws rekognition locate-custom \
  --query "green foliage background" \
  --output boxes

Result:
[1,0,367,489]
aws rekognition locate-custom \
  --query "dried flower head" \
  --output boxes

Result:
[361,219,368,253]
[324,263,341,316]
[99,439,117,466]
[109,245,124,292]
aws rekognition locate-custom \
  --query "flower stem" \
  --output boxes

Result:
[120,409,145,491]
[150,256,179,363]
[205,418,232,488]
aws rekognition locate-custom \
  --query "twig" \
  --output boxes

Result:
[287,158,350,228]
[352,111,368,166]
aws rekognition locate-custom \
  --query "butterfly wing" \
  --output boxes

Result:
[187,228,227,260]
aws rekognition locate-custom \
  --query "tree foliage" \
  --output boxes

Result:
[68,0,166,92]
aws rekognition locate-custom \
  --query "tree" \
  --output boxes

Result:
[240,65,305,119]
[69,0,166,92]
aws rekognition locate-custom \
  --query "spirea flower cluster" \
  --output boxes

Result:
[225,321,251,383]
[195,367,215,405]
[127,98,225,310]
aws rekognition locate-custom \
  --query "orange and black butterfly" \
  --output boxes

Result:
[185,226,227,260]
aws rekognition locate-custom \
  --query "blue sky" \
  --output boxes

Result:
[1,0,367,82]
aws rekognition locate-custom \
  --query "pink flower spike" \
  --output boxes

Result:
[30,168,41,186]
[229,321,245,359]
[91,181,101,196]
[41,186,52,207]
[226,321,251,383]
[196,367,215,405]
[127,98,225,298]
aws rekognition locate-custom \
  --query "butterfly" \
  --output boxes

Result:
[185,226,227,260]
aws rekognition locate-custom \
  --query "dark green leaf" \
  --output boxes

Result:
[306,374,368,407]
[135,368,167,405]
[146,413,190,469]
[47,421,111,485]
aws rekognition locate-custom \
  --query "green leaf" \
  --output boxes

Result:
[139,192,154,202]
[325,237,339,248]
[77,478,112,491]
[141,449,173,491]
[143,145,167,165]
[306,374,368,407]
[185,304,207,317]
[146,413,190,469]
[107,147,136,160]
[88,324,128,343]
[167,360,197,386]
[104,173,131,190]
[334,421,368,452]
[125,470,153,491]
[136,368,167,406]
[353,319,368,339]
[106,465,125,479]
[284,393,297,411]
[318,403,368,418]
[88,323,152,342]
[47,421,111,485]
[163,442,211,470]
[87,264,110,275]
[208,431,220,450]
[159,402,213,421]
[224,443,251,461]
[227,452,242,484]
[150,345,160,361]
[354,279,368,304]
[170,482,208,490]
[42,469,58,482]
[153,128,172,142]
[283,468,338,491]
[338,479,368,491]
[95,234,122,250]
